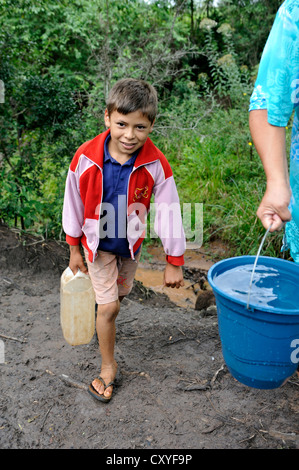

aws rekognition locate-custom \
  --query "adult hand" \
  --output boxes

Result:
[256,183,292,232]
[163,263,184,289]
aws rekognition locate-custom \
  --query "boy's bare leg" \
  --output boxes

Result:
[91,300,120,399]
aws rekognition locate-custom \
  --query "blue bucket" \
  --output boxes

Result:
[208,256,299,389]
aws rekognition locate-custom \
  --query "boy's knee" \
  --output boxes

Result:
[97,300,120,322]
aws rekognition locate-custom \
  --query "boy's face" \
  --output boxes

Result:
[104,109,154,161]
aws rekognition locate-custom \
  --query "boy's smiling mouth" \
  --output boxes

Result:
[120,141,137,150]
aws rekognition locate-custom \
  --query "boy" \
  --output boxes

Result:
[62,78,186,402]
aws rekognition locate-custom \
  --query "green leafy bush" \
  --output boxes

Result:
[0,0,288,259]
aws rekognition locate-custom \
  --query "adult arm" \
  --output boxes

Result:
[249,109,292,232]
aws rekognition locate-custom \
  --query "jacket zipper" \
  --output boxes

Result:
[126,160,159,260]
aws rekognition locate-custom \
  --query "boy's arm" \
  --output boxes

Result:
[63,167,86,272]
[63,169,85,239]
[249,109,292,231]
[152,162,186,288]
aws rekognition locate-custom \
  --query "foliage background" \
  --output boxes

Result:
[0,0,290,257]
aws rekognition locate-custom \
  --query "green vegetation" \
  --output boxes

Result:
[0,0,289,258]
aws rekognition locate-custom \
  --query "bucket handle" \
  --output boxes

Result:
[246,224,272,310]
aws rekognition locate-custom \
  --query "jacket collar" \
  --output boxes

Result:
[134,137,161,167]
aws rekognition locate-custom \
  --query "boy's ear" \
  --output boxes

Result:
[104,109,110,128]
[150,118,155,132]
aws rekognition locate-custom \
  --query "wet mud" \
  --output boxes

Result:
[0,224,298,450]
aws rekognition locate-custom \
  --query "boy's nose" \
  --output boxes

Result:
[124,127,135,140]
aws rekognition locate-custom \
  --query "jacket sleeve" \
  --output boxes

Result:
[62,168,84,245]
[152,174,186,266]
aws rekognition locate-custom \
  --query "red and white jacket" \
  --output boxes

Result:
[62,129,185,265]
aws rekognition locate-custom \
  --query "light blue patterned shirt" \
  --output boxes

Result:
[249,0,299,263]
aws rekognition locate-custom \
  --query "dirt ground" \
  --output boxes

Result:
[0,223,298,451]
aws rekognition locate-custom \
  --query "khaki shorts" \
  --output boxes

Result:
[84,248,141,305]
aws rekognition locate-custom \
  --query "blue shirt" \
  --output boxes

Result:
[98,134,139,257]
[249,0,299,263]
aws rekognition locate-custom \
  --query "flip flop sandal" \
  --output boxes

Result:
[88,375,115,403]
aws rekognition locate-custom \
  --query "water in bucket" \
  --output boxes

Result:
[213,263,298,310]
[208,255,299,389]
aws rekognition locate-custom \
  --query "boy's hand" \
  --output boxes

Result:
[163,263,184,289]
[69,245,88,275]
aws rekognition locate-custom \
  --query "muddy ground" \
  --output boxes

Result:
[0,223,298,451]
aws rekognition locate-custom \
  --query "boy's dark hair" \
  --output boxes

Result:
[106,78,158,123]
